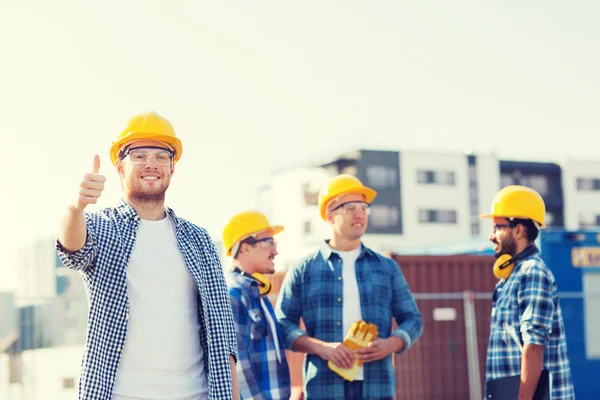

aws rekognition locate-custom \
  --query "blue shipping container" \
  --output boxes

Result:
[540,229,600,400]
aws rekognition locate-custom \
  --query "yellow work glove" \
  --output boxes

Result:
[328,320,379,381]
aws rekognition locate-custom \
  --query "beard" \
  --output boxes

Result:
[126,177,170,205]
[494,234,517,258]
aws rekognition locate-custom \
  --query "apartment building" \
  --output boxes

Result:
[561,159,600,230]
[256,149,600,270]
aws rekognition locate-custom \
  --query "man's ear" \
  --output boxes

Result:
[116,159,124,176]
[515,223,527,240]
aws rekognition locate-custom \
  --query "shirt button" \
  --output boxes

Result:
[338,276,342,281]
[338,298,342,302]
[125,313,129,320]
[130,235,135,240]
[117,347,121,352]
[337,322,341,326]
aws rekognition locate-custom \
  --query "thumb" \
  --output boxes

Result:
[92,154,100,174]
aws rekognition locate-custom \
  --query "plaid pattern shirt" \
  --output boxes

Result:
[486,246,575,399]
[275,240,423,400]
[56,199,238,400]
[227,271,291,399]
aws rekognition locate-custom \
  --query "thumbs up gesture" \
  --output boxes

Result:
[73,155,106,212]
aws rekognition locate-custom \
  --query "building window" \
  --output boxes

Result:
[302,182,319,206]
[468,165,477,182]
[419,209,458,224]
[519,175,549,196]
[500,173,514,188]
[417,170,434,184]
[577,178,600,191]
[366,165,398,189]
[470,222,480,235]
[370,205,400,228]
[304,220,312,235]
[417,170,455,185]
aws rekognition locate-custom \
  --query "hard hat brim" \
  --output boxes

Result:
[110,131,183,166]
[479,213,546,229]
[225,224,284,256]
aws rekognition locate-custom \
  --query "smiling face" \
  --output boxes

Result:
[326,193,369,241]
[116,140,175,205]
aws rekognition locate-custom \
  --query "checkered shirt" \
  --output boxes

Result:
[227,271,291,399]
[486,246,575,399]
[275,240,423,400]
[55,199,238,400]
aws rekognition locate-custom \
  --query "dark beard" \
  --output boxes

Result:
[494,236,517,259]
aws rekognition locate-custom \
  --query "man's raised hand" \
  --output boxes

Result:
[73,154,106,212]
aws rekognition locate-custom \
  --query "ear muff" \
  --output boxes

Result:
[493,254,515,280]
[234,268,272,296]
[492,245,538,280]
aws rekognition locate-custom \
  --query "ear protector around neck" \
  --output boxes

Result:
[493,245,538,280]
[234,268,272,296]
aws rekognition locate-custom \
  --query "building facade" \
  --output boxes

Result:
[255,149,600,270]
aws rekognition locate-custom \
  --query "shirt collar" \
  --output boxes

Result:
[230,268,260,291]
[318,239,374,260]
[114,198,180,228]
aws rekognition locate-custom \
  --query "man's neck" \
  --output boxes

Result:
[233,260,258,275]
[124,197,166,221]
[515,241,535,256]
[328,236,361,252]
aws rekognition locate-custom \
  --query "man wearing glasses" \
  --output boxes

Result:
[222,210,291,399]
[56,111,239,400]
[275,174,423,400]
[480,185,575,399]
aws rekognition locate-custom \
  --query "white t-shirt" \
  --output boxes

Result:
[112,215,208,400]
[336,246,364,380]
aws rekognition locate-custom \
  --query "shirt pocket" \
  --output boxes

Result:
[493,294,521,343]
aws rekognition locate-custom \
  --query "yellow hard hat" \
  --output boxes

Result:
[222,210,284,256]
[318,174,377,220]
[480,185,546,228]
[109,111,183,166]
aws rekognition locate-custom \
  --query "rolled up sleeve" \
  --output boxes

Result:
[390,262,423,353]
[55,213,98,273]
[517,262,555,346]
[275,263,308,350]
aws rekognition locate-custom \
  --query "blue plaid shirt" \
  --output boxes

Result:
[486,246,575,399]
[227,271,291,399]
[275,240,423,400]
[56,199,238,400]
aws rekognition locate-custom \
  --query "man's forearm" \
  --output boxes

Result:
[58,206,87,253]
[518,343,544,400]
[292,335,327,357]
[230,355,239,399]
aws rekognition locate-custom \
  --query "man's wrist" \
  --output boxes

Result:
[388,336,405,352]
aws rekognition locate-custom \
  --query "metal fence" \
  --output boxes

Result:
[2,291,599,400]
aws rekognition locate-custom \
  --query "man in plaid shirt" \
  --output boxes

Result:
[481,185,575,399]
[275,174,423,400]
[56,111,239,400]
[223,210,291,399]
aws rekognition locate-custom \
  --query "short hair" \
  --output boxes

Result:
[511,218,539,242]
